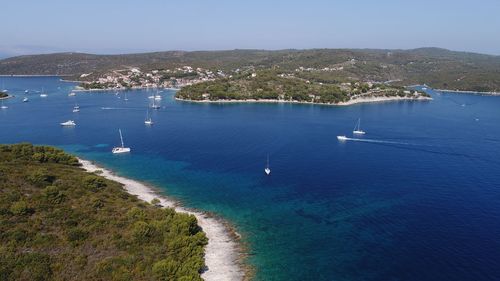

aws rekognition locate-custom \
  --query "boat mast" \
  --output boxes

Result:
[119,129,125,148]
[266,154,269,169]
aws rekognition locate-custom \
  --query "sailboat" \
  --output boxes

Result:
[144,110,154,125]
[150,97,160,110]
[154,89,162,100]
[112,129,131,154]
[124,92,129,101]
[264,155,271,175]
[40,87,48,98]
[0,100,7,109]
[68,92,76,96]
[353,118,366,135]
[337,135,348,141]
[23,97,29,102]
[73,103,80,112]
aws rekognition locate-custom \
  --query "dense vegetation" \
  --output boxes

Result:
[176,70,429,104]
[0,143,207,281]
[0,48,499,92]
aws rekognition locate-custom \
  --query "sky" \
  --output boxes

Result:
[1,0,500,57]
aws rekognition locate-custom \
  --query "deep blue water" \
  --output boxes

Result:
[2,76,500,281]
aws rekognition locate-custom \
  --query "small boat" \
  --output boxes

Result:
[23,97,29,102]
[74,104,80,109]
[112,129,131,154]
[68,92,76,96]
[144,110,154,125]
[60,120,76,126]
[0,101,7,109]
[353,118,366,135]
[40,87,47,97]
[264,155,271,175]
[154,89,162,100]
[150,98,160,110]
[124,93,129,101]
[337,135,348,141]
[25,90,29,94]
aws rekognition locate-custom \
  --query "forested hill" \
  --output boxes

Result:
[0,143,207,281]
[0,48,499,92]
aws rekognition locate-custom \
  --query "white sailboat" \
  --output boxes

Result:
[353,118,366,135]
[337,135,348,141]
[150,98,160,109]
[264,155,271,175]
[154,89,162,100]
[0,100,7,109]
[144,110,154,125]
[40,87,48,98]
[112,129,131,154]
[124,92,129,101]
[68,92,76,96]
[60,120,76,126]
[23,97,29,102]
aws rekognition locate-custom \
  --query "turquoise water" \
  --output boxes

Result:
[2,77,500,280]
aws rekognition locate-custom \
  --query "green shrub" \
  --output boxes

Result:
[10,201,30,215]
[43,185,65,204]
[83,175,107,192]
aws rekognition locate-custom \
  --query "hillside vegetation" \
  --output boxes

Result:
[0,48,499,92]
[0,143,207,281]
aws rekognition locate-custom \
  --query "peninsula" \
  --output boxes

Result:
[0,143,244,281]
[175,70,431,105]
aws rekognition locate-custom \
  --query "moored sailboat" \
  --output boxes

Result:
[112,129,131,154]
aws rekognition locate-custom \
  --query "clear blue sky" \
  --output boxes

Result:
[1,0,499,57]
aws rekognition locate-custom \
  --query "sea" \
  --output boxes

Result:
[1,76,500,281]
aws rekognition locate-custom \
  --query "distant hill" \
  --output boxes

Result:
[1,48,499,92]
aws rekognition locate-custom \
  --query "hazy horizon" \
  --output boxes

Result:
[2,0,500,58]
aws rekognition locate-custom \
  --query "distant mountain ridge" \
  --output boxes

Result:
[1,48,499,92]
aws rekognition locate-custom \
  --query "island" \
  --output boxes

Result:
[175,70,431,105]
[0,143,208,280]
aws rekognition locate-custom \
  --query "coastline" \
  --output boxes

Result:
[0,74,71,77]
[72,86,180,92]
[175,95,432,106]
[78,158,246,281]
[434,88,500,96]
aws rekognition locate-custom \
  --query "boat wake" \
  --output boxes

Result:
[101,107,145,110]
[338,137,415,146]
[339,136,500,166]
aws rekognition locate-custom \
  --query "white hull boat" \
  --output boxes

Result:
[353,118,366,135]
[60,120,76,126]
[112,129,131,154]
